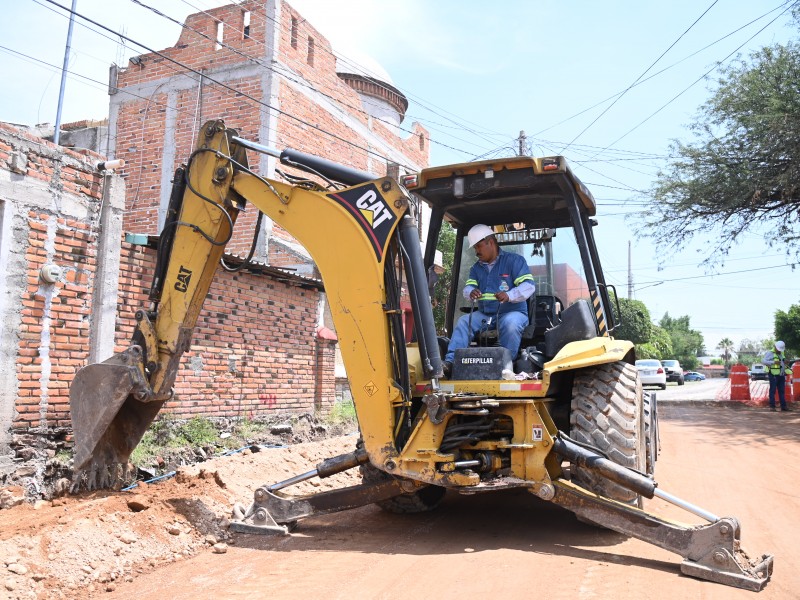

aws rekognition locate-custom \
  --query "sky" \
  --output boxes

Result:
[1,0,799,356]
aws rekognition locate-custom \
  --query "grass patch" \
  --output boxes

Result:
[326,399,357,425]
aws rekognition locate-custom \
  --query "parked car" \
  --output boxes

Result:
[750,364,768,381]
[661,359,685,385]
[684,371,706,382]
[635,359,667,390]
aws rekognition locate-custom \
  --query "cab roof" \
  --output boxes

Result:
[407,155,596,230]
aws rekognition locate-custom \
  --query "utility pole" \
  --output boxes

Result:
[627,240,633,299]
[54,0,78,145]
[517,130,527,156]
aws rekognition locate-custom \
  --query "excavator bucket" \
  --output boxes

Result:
[69,346,161,489]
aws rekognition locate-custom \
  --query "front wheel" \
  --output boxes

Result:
[569,361,646,507]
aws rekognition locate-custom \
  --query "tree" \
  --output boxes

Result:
[637,41,800,263]
[612,296,652,344]
[431,222,456,334]
[737,338,765,366]
[636,326,673,360]
[717,337,735,366]
[659,313,704,370]
[774,302,800,355]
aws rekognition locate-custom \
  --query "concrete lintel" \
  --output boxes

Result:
[109,61,266,116]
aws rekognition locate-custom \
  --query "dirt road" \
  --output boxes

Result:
[98,405,798,600]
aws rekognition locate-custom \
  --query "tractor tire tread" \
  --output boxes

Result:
[569,361,645,505]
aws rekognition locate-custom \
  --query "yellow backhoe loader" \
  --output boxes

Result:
[69,120,773,591]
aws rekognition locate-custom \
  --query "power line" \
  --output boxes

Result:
[559,0,720,154]
[532,1,793,140]
[596,1,798,153]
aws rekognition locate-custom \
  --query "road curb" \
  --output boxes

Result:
[658,399,791,410]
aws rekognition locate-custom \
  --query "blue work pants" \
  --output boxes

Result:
[768,373,787,410]
[445,310,528,363]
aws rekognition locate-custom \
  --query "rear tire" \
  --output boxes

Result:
[569,361,646,507]
[677,377,685,386]
[643,392,658,477]
[359,463,446,514]
[660,383,667,390]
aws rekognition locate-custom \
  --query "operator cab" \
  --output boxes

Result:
[404,155,619,381]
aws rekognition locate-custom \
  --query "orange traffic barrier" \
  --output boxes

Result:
[729,364,750,402]
[794,362,800,401]
[785,363,795,405]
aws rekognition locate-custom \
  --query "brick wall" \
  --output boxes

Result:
[114,242,335,419]
[14,214,96,430]
[0,118,336,464]
[0,123,108,455]
[101,0,431,431]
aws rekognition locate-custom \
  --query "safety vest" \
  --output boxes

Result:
[768,351,786,376]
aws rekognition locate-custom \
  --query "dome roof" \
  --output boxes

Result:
[334,49,394,85]
[334,48,408,121]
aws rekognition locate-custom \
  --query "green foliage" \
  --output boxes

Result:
[613,296,653,344]
[774,303,800,355]
[326,399,357,424]
[233,416,262,439]
[638,41,800,263]
[129,429,161,466]
[636,325,673,360]
[717,337,735,367]
[129,415,223,466]
[432,222,456,334]
[658,313,704,369]
[737,338,768,366]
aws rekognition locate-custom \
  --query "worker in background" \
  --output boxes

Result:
[764,340,789,412]
[442,224,535,377]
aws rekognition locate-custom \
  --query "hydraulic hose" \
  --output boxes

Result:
[398,215,444,380]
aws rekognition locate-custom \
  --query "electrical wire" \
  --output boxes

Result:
[533,1,793,139]
[595,1,799,154]
[560,0,721,154]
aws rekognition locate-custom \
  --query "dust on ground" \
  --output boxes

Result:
[0,435,360,599]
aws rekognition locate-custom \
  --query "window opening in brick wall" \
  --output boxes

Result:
[243,11,251,38]
[215,22,224,50]
[291,17,298,49]
[307,37,315,66]
[419,133,425,151]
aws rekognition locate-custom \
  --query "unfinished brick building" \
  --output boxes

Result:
[1,1,429,470]
[105,2,428,413]
[109,0,428,256]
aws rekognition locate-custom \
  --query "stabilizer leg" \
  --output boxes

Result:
[551,480,773,591]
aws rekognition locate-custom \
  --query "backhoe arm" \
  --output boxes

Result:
[70,120,427,488]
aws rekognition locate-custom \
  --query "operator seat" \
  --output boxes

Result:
[520,294,562,348]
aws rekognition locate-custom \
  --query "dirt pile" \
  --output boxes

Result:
[0,435,359,600]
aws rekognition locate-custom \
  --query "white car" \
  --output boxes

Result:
[635,359,667,390]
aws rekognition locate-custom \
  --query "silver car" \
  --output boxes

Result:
[635,359,667,390]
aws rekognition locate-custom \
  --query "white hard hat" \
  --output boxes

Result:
[776,340,785,352]
[467,224,495,247]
